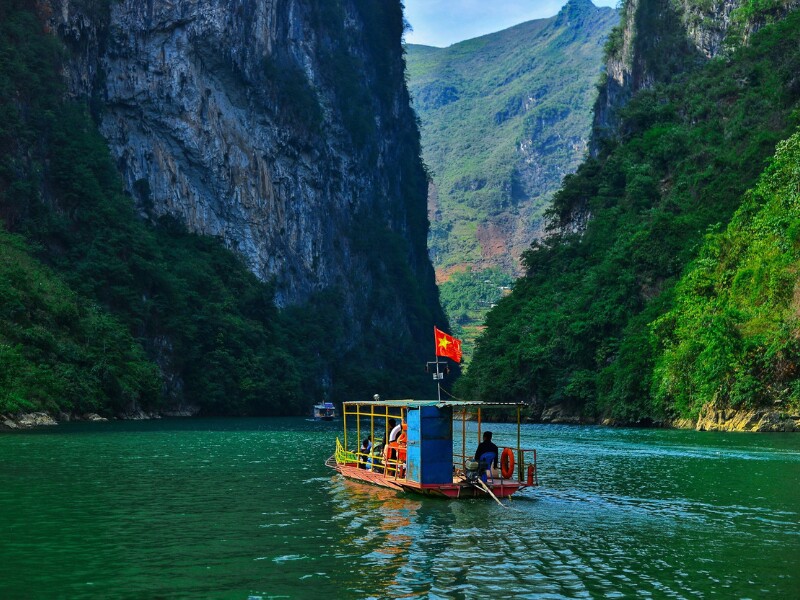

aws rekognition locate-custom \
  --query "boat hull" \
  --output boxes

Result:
[334,462,526,499]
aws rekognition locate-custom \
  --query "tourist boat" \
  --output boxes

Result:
[326,399,538,500]
[313,402,336,421]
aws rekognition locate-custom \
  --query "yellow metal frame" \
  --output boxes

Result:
[340,403,408,478]
[452,403,538,484]
[338,400,539,486]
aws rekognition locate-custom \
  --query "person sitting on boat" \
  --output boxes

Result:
[474,431,499,483]
[359,435,371,469]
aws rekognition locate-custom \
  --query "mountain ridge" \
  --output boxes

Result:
[406,0,618,280]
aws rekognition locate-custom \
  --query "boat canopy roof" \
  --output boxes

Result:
[343,399,525,409]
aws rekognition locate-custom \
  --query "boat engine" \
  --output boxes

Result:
[464,460,480,483]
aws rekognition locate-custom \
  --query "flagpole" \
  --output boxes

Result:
[434,328,442,402]
[433,325,442,403]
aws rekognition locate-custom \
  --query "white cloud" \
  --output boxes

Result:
[403,0,619,47]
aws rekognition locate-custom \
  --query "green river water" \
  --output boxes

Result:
[0,418,798,599]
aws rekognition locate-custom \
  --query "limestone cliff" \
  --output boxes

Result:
[594,0,800,147]
[38,0,444,380]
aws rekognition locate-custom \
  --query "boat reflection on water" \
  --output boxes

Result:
[328,476,495,598]
[327,477,422,593]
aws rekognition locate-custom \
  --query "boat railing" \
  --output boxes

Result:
[335,438,358,465]
[453,446,538,485]
[341,440,537,485]
[337,439,405,477]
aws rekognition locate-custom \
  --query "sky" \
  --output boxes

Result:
[403,0,619,47]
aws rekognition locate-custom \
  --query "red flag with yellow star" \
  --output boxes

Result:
[434,326,462,363]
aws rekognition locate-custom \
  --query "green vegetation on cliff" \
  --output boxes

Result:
[405,0,616,364]
[652,132,800,418]
[459,10,800,422]
[0,230,160,414]
[0,3,304,416]
[438,268,513,361]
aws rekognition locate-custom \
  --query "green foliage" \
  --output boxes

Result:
[603,0,629,60]
[438,268,513,364]
[631,0,702,84]
[459,10,800,421]
[727,0,793,49]
[405,2,619,276]
[652,131,800,417]
[0,1,299,416]
[0,229,160,415]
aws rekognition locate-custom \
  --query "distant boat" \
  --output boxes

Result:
[313,402,336,421]
[325,399,538,500]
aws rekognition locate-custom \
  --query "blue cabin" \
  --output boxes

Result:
[406,405,453,484]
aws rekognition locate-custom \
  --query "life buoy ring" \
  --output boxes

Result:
[500,448,515,479]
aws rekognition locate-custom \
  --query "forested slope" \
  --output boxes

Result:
[459,9,800,428]
[653,132,800,421]
[406,0,617,278]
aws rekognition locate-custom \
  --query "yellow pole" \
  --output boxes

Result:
[370,404,374,464]
[517,405,522,481]
[462,408,466,466]
[343,403,348,453]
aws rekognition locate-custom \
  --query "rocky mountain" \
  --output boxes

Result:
[0,0,446,418]
[46,0,433,310]
[406,0,618,279]
[593,0,800,152]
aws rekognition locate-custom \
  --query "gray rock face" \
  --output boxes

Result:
[82,413,109,422]
[1,418,19,431]
[540,403,583,425]
[43,0,435,313]
[37,0,443,379]
[96,0,331,306]
[692,405,799,432]
[16,412,58,427]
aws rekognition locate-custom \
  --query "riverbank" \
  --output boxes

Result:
[4,403,798,433]
[0,405,200,431]
[538,403,799,432]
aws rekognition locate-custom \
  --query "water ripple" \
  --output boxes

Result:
[0,418,798,598]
